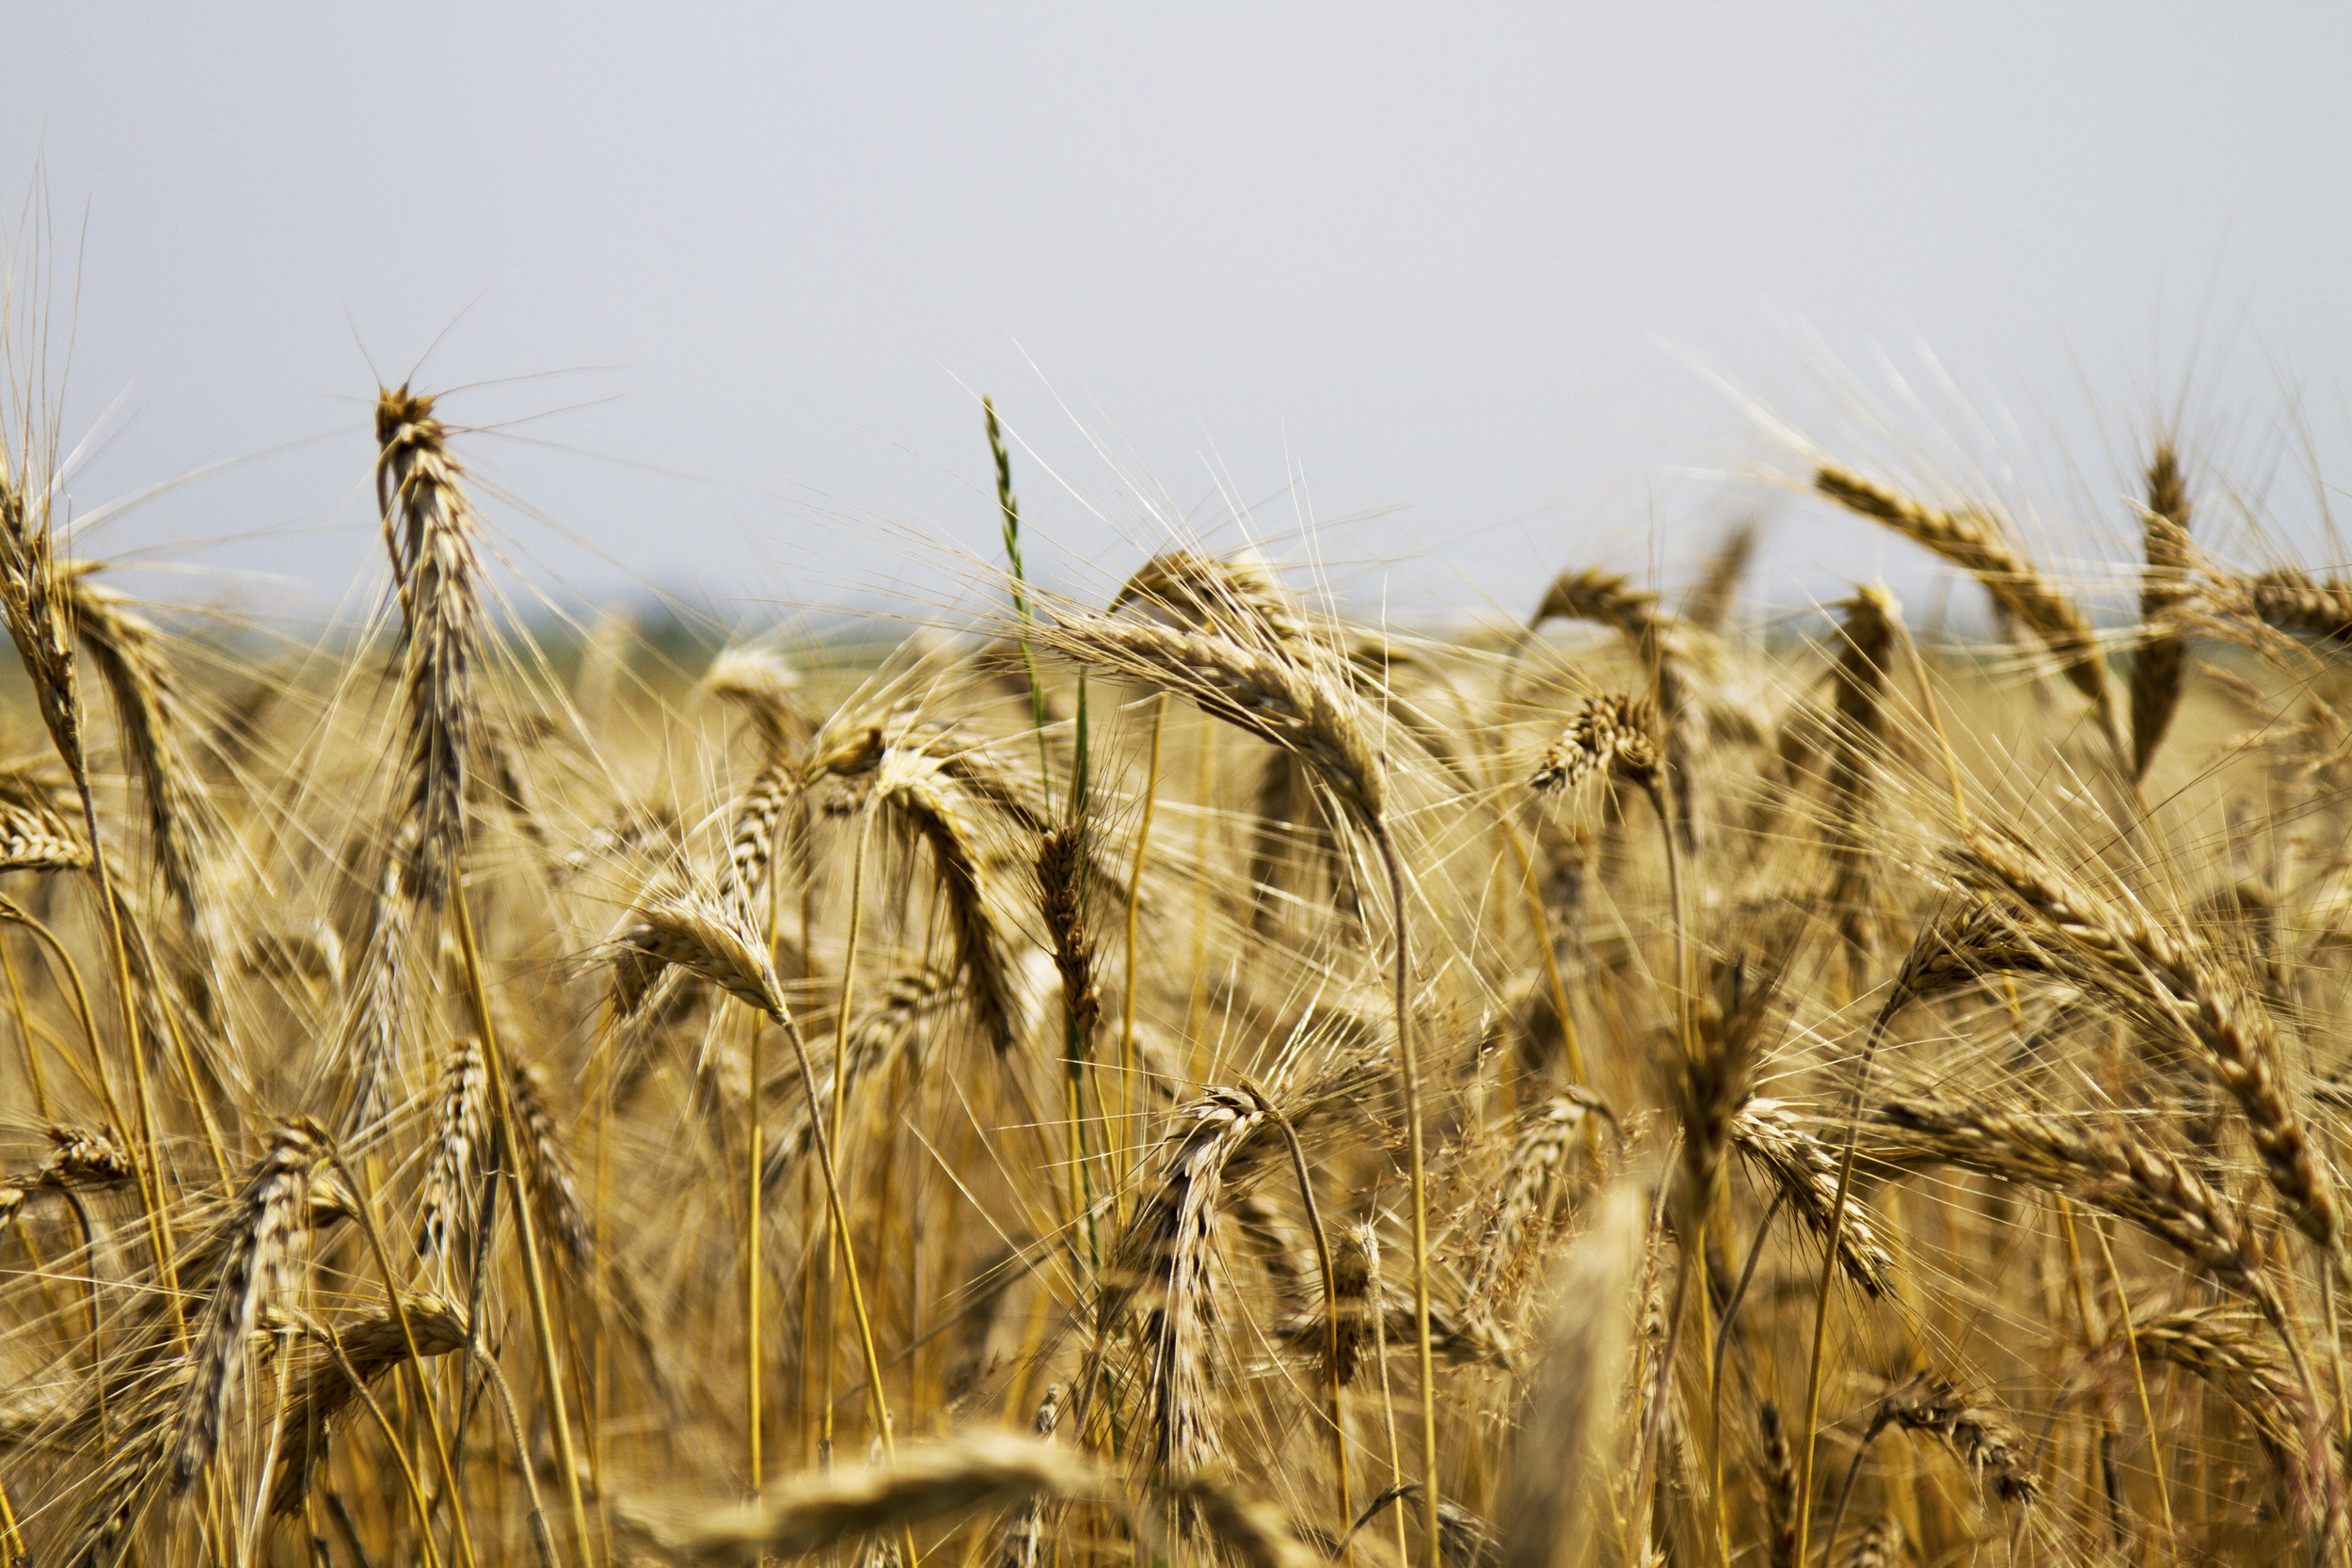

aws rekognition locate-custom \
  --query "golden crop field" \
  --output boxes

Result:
[2,349,2350,1568]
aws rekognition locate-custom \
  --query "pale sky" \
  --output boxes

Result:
[8,4,2351,630]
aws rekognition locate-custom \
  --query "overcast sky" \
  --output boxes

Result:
[7,4,2351,631]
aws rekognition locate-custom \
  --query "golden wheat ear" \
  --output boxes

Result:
[169,1124,330,1494]
[373,383,487,911]
[2130,444,2195,782]
[268,1292,469,1516]
[1814,462,2123,767]
[663,1433,1118,1565]
[1681,520,1758,632]
[62,566,224,932]
[1822,586,1897,981]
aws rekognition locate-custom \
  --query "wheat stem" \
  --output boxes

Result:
[825,799,877,1464]
[1373,827,1439,1568]
[1121,692,1167,1205]
[1246,1080,1349,1540]
[2089,1213,2175,1555]
[453,884,594,1567]
[326,1145,480,1568]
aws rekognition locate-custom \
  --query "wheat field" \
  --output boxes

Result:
[1,341,2350,1568]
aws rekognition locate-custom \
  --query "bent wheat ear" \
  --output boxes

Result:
[271,1293,469,1515]
[1092,1086,1268,1476]
[1815,463,2122,761]
[1531,564,1656,636]
[2116,1306,2321,1513]
[64,566,221,927]
[1112,548,1312,652]
[870,746,1024,1053]
[1530,693,1658,798]
[1167,1473,1325,1568]
[1528,568,1696,843]
[1032,610,1386,829]
[1955,826,2338,1248]
[672,1433,1116,1566]
[1877,1371,2038,1503]
[0,1123,135,1224]
[1732,1100,1895,1298]
[0,789,86,869]
[1877,1093,2283,1326]
[615,892,787,1021]
[707,645,812,755]
[2236,568,2352,642]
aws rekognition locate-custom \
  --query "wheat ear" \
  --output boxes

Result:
[1954,825,2338,1250]
[169,1123,326,1492]
[1529,568,1699,848]
[1756,1402,1799,1568]
[1729,1100,1895,1299]
[1815,463,2123,766]
[995,1385,1064,1568]
[1837,1516,1902,1568]
[2237,568,2352,642]
[1824,587,1896,983]
[373,385,485,909]
[1111,547,1314,652]
[1036,604,1444,1560]
[1877,1093,2287,1329]
[62,565,222,932]
[1498,1184,1643,1568]
[2130,444,2194,781]
[415,1037,487,1258]
[1681,521,1757,632]
[616,893,901,1458]
[674,1432,1116,1566]
[269,1292,469,1515]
